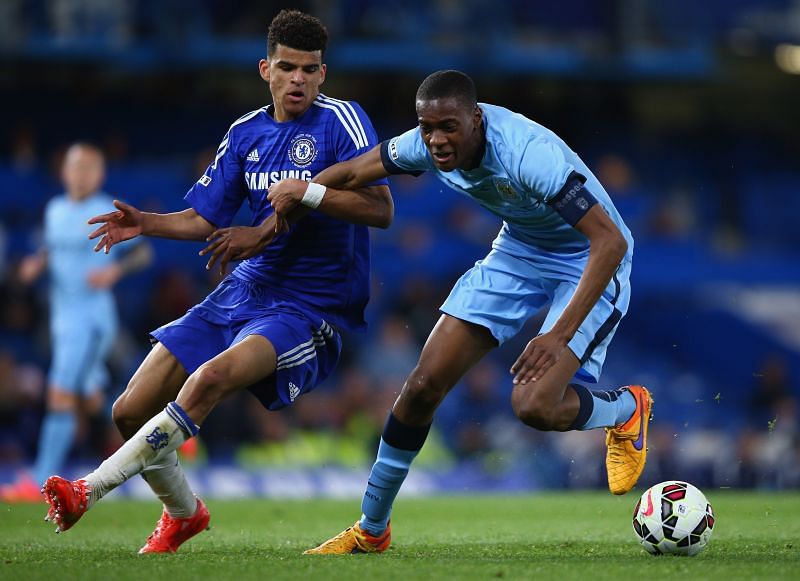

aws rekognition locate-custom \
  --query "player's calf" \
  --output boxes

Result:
[510,384,569,431]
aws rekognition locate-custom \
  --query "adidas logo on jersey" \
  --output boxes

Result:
[288,382,300,402]
[246,149,260,162]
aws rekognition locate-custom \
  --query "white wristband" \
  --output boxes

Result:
[301,182,326,209]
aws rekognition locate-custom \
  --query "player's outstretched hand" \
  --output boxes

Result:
[267,178,306,232]
[510,330,569,384]
[87,200,144,253]
[86,264,123,289]
[200,214,278,276]
[18,253,47,285]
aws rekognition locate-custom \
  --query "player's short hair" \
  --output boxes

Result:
[416,70,477,109]
[267,10,328,57]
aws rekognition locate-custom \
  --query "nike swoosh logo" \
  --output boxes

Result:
[632,392,646,451]
[642,489,654,516]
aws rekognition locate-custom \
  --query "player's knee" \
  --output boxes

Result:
[111,394,143,438]
[193,363,227,389]
[46,388,79,412]
[511,389,559,431]
[185,363,232,404]
[401,369,450,412]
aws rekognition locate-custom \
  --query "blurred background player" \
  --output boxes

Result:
[40,9,392,554]
[0,143,152,503]
[264,70,651,553]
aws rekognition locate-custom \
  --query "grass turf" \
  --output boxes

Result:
[1,492,798,580]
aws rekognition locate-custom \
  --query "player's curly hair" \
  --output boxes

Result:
[416,70,477,109]
[267,9,328,57]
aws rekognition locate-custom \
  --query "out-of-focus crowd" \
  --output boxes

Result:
[1,131,798,490]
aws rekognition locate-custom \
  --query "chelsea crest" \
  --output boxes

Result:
[288,134,318,167]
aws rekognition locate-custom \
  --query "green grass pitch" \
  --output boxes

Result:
[2,492,798,580]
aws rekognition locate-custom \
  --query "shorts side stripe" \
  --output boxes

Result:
[579,307,622,365]
[277,343,317,367]
[277,338,315,362]
[611,272,620,305]
[276,351,317,371]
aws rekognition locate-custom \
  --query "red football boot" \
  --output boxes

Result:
[139,497,211,554]
[42,476,91,532]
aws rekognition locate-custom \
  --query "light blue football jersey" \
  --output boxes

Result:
[44,193,118,329]
[381,103,634,260]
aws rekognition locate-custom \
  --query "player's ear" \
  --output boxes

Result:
[319,63,327,87]
[472,105,482,129]
[259,59,270,82]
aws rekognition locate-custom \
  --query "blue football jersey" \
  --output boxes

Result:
[381,103,634,260]
[185,94,387,332]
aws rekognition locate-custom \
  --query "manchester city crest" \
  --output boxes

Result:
[494,177,520,201]
[288,134,318,167]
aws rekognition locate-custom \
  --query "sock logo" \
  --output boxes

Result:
[145,426,170,451]
[364,490,382,502]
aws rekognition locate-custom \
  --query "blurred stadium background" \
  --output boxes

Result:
[1,0,799,499]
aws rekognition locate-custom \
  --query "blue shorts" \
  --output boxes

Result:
[440,248,632,383]
[150,276,342,410]
[49,313,116,395]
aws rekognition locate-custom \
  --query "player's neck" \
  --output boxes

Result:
[461,132,486,171]
[270,104,312,123]
[67,190,94,202]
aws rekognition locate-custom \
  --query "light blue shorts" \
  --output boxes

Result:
[49,315,117,395]
[151,276,342,410]
[440,248,631,383]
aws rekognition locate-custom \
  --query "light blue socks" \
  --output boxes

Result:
[569,385,637,430]
[359,413,431,536]
[33,411,77,485]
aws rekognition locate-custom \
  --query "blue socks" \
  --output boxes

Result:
[569,384,637,431]
[359,413,430,536]
[33,411,77,486]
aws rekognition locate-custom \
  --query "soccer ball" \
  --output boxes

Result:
[632,480,715,556]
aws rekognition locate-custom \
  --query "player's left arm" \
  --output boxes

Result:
[86,241,154,289]
[511,205,627,384]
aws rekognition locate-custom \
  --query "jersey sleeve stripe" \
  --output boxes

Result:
[317,95,369,148]
[340,100,369,147]
[379,139,424,176]
[317,95,367,147]
[211,107,266,169]
[313,101,362,149]
[211,136,230,169]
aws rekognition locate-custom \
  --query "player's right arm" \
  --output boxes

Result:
[314,144,389,190]
[266,145,391,231]
[18,250,48,284]
[267,129,426,229]
[201,148,391,274]
[88,200,215,254]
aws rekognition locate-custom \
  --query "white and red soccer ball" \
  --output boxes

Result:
[632,480,715,556]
